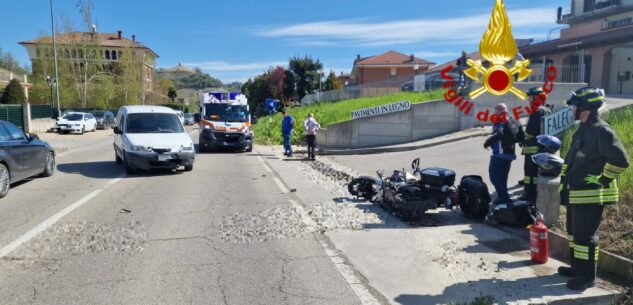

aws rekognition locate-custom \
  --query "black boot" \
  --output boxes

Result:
[558,266,575,277]
[567,276,594,291]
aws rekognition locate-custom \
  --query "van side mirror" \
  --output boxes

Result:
[29,133,39,141]
[113,127,122,134]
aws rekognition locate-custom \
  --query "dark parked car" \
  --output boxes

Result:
[91,110,116,129]
[0,121,55,198]
[400,81,414,92]
[183,113,195,126]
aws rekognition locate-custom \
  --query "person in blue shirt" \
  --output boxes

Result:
[483,103,523,204]
[281,111,295,157]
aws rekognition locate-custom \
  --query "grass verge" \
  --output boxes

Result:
[558,106,633,258]
[253,90,445,145]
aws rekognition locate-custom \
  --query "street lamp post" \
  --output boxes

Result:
[46,75,54,107]
[49,0,61,118]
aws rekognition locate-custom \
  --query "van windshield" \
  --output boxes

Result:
[126,113,184,134]
[204,104,248,123]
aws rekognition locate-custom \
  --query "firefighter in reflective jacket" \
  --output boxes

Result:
[520,87,552,202]
[559,87,629,291]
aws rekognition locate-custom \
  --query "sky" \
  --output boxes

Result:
[1,0,569,83]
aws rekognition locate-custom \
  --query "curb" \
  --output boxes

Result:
[317,132,487,156]
[489,222,632,286]
[548,230,633,286]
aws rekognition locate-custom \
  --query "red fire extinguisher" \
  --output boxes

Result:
[530,213,549,264]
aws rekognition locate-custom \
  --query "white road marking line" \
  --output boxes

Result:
[287,201,382,305]
[254,150,274,173]
[272,176,289,194]
[318,238,382,305]
[0,175,124,258]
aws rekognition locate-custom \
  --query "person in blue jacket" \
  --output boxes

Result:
[484,103,524,204]
[281,111,295,157]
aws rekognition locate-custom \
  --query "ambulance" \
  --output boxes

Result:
[197,92,253,152]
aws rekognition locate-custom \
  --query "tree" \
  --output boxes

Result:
[323,70,343,91]
[0,48,29,76]
[285,56,323,102]
[158,78,175,95]
[167,87,177,102]
[0,79,26,104]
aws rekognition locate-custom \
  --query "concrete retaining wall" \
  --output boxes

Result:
[318,82,586,148]
[29,118,55,133]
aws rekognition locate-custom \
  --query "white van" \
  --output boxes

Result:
[114,106,195,174]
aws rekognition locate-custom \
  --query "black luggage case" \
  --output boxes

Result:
[458,175,491,219]
[419,167,456,186]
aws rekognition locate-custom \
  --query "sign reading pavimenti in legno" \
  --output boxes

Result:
[351,101,411,120]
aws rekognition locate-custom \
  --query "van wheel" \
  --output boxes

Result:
[0,164,10,198]
[184,164,193,172]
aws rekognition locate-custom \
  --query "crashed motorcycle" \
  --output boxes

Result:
[348,158,490,220]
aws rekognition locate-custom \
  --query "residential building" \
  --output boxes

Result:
[349,51,434,89]
[0,68,31,100]
[520,0,633,94]
[19,29,161,102]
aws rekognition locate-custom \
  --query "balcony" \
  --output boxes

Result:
[557,0,628,24]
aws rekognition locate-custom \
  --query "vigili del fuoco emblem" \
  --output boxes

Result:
[465,0,533,100]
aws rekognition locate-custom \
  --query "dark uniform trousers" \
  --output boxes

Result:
[566,204,603,279]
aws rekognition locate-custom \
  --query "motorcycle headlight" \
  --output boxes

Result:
[131,145,152,152]
[203,125,214,131]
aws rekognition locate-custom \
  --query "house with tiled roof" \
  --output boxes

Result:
[349,51,434,90]
[19,29,160,101]
[519,0,633,94]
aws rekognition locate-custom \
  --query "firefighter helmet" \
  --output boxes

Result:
[537,135,561,153]
[531,153,564,177]
[526,87,545,97]
[565,87,605,112]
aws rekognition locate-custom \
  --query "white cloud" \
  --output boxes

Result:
[165,60,287,83]
[414,51,460,58]
[257,8,556,47]
[183,60,287,72]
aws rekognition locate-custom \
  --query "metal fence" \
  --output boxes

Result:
[301,77,414,104]
[0,105,24,129]
[30,104,54,119]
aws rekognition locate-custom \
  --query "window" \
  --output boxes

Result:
[390,67,397,80]
[584,0,595,13]
[105,50,111,60]
[3,123,26,141]
[111,50,117,60]
[0,125,11,142]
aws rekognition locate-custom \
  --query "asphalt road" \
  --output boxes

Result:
[0,128,360,305]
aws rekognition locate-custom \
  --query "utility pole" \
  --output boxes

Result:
[50,0,61,117]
